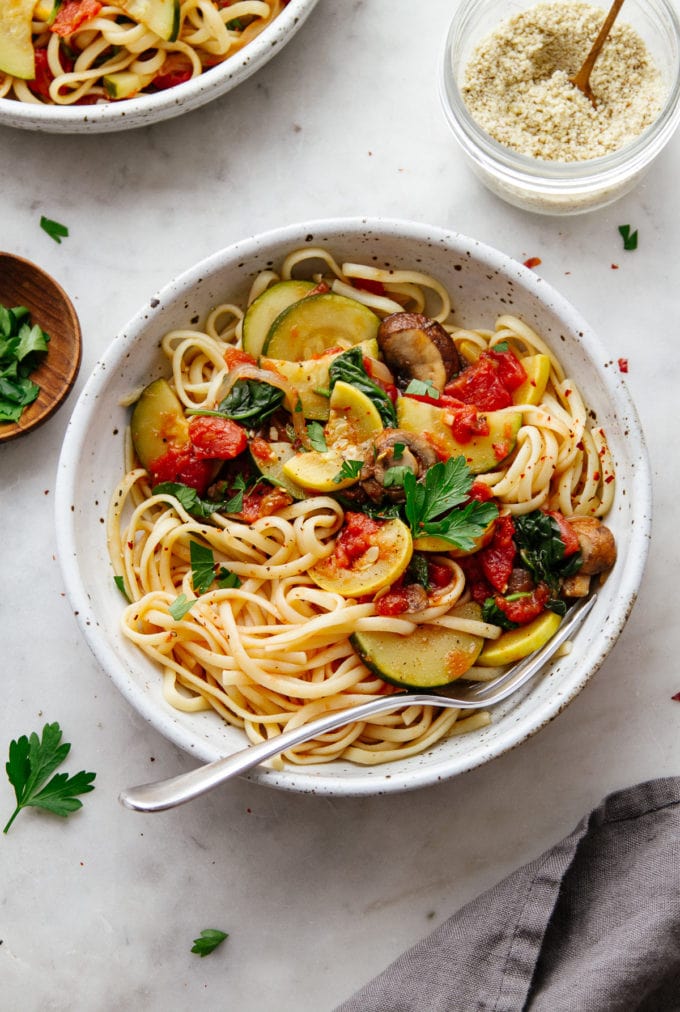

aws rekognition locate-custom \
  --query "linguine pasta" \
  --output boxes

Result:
[1,1,285,106]
[108,248,615,768]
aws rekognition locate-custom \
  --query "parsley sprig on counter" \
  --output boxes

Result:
[4,723,96,834]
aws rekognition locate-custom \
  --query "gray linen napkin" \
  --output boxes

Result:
[335,777,680,1012]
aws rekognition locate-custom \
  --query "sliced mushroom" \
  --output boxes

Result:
[361,428,438,502]
[377,312,459,392]
[561,572,592,598]
[561,516,616,598]
[567,516,617,575]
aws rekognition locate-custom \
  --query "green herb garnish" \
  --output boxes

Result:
[333,459,364,484]
[4,723,96,834]
[306,421,327,452]
[40,216,69,244]
[404,377,440,399]
[191,928,228,957]
[153,477,246,518]
[169,593,194,620]
[402,457,498,552]
[113,575,130,601]
[0,305,50,424]
[618,224,638,251]
[190,540,241,594]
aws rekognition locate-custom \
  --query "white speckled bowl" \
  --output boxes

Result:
[55,218,651,795]
[0,0,319,134]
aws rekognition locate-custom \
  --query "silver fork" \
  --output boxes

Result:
[120,594,596,812]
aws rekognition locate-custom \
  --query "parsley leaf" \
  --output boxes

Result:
[169,593,194,620]
[40,215,69,244]
[306,421,327,452]
[404,377,440,399]
[618,224,638,251]
[402,457,499,552]
[153,477,246,518]
[333,459,363,484]
[191,928,228,957]
[4,723,96,834]
[190,541,241,593]
[113,575,130,601]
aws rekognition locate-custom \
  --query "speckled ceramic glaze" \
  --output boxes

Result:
[0,0,319,134]
[55,218,652,796]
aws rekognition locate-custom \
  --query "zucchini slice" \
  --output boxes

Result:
[118,0,180,42]
[263,292,381,361]
[262,338,379,422]
[477,610,562,666]
[0,0,35,79]
[351,602,484,689]
[396,397,522,474]
[250,441,306,500]
[310,517,412,597]
[130,378,189,469]
[243,280,316,358]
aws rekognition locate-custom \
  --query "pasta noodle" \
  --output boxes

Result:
[1,1,285,106]
[108,247,616,768]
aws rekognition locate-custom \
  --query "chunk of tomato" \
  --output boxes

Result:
[149,445,215,496]
[335,512,382,568]
[479,513,516,593]
[188,416,248,461]
[492,584,550,625]
[51,0,103,37]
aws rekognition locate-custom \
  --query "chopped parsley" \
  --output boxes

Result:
[190,540,241,594]
[0,304,50,423]
[40,215,69,244]
[333,459,363,484]
[306,421,327,452]
[191,928,228,957]
[404,377,440,399]
[618,224,638,251]
[169,593,194,620]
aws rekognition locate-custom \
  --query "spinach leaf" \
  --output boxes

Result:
[513,510,582,593]
[217,379,284,423]
[328,346,397,427]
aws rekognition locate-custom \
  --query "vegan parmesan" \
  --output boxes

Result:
[462,1,665,161]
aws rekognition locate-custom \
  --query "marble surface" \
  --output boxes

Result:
[1,2,679,1009]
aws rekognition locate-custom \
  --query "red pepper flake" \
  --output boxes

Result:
[605,474,615,484]
[618,358,629,373]
[672,692,680,701]
[611,264,619,270]
[523,257,542,269]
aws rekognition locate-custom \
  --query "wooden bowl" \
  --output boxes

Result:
[0,252,81,442]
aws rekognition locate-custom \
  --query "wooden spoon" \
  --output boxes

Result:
[570,0,626,107]
[0,252,82,443]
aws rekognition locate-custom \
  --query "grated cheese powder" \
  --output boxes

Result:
[462,2,665,162]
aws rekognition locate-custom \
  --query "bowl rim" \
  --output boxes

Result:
[439,0,680,191]
[54,216,652,796]
[0,0,319,134]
